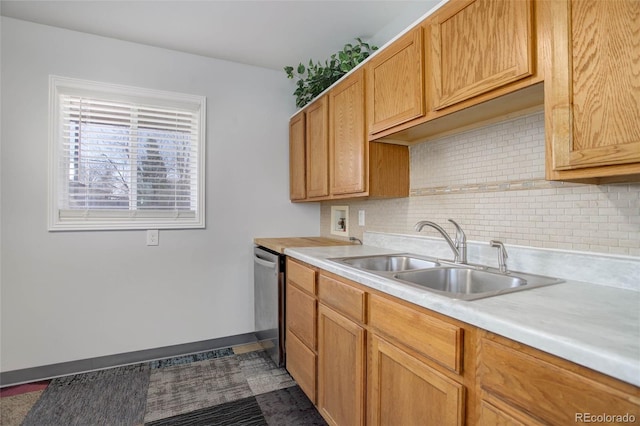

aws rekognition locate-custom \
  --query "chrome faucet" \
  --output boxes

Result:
[490,240,508,273]
[414,219,467,264]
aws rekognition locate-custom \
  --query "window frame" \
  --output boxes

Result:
[48,75,206,231]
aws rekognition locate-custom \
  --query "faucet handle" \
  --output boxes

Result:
[448,219,467,264]
[448,219,466,245]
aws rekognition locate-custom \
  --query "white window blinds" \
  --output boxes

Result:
[49,76,206,230]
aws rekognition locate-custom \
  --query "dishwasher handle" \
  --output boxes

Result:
[254,253,277,269]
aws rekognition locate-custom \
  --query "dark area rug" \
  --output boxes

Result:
[256,386,327,425]
[11,347,328,426]
[22,366,149,426]
[146,395,267,426]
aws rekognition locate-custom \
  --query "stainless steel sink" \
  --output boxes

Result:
[330,254,439,272]
[328,253,563,301]
[394,267,563,300]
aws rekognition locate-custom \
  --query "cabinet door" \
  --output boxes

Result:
[286,329,317,404]
[368,334,465,426]
[549,0,640,175]
[289,112,306,200]
[367,27,424,135]
[306,96,330,198]
[430,0,534,110]
[317,304,365,426]
[330,69,367,196]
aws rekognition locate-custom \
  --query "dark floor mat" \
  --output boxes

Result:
[22,369,149,426]
[145,395,267,426]
[256,386,328,426]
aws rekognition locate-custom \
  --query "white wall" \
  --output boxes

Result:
[368,0,442,49]
[0,17,320,372]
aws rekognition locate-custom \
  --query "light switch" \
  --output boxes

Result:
[358,210,365,226]
[147,229,159,246]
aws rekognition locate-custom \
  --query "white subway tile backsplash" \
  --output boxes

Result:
[321,111,640,257]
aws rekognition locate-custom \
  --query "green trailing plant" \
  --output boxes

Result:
[285,38,378,108]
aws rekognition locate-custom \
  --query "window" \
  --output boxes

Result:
[49,76,206,230]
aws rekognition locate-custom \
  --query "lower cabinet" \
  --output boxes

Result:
[478,398,545,426]
[285,259,640,425]
[285,258,317,403]
[368,334,465,426]
[285,329,316,403]
[317,304,366,426]
[478,331,640,425]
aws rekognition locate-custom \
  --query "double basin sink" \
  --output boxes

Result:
[329,254,563,301]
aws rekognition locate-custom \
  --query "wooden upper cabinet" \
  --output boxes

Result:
[289,111,306,201]
[547,0,640,181]
[305,96,330,198]
[330,69,367,196]
[290,67,409,202]
[366,27,425,136]
[430,0,535,110]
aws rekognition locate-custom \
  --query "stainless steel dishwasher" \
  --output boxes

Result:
[253,246,285,366]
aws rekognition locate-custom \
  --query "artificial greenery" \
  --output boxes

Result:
[285,38,378,108]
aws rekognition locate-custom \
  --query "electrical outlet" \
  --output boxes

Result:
[147,229,159,246]
[358,210,365,226]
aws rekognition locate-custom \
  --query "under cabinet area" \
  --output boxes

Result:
[284,258,640,426]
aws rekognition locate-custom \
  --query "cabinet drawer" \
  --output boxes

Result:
[286,329,317,404]
[286,283,316,349]
[479,399,545,426]
[287,258,316,294]
[318,274,366,323]
[479,338,640,424]
[368,294,463,373]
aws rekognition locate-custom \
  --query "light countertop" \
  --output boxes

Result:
[284,244,640,387]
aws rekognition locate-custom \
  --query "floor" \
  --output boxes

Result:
[0,343,327,425]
